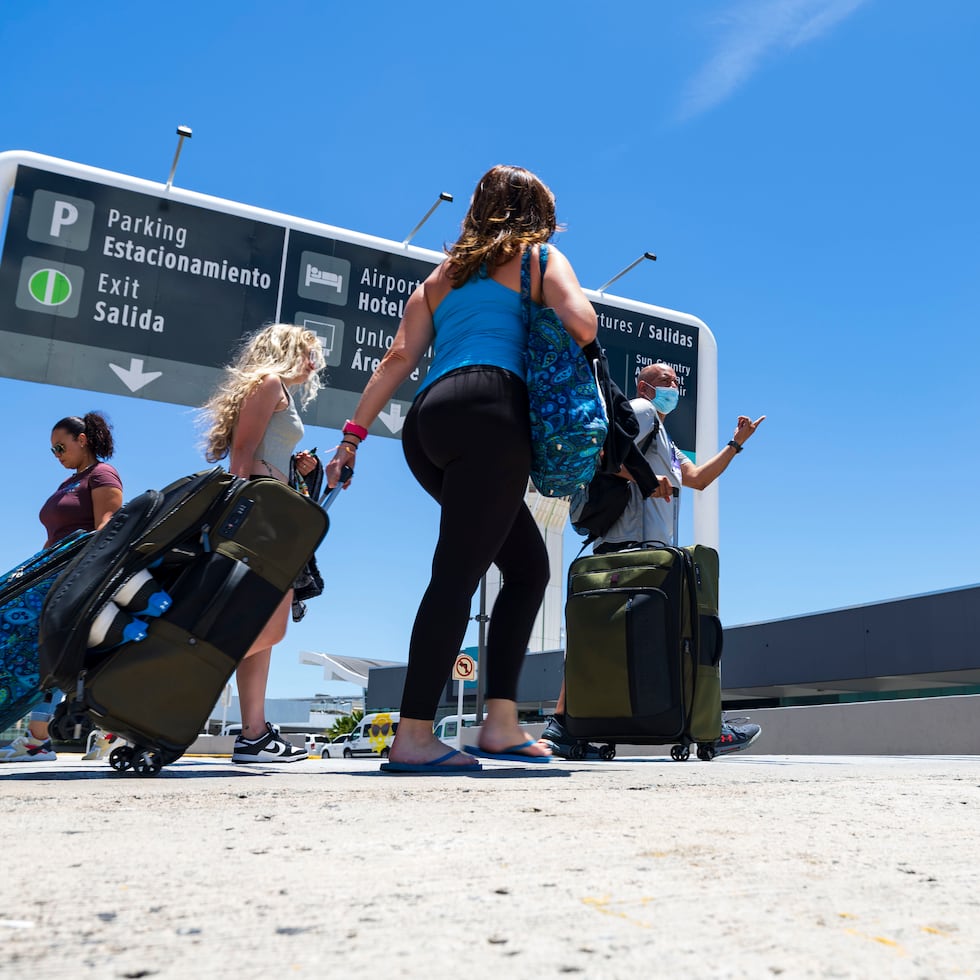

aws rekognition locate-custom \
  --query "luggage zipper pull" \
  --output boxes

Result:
[200,524,212,552]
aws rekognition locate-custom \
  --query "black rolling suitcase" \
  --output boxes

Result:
[0,530,93,732]
[38,467,329,775]
[563,543,723,762]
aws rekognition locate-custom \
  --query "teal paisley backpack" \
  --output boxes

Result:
[521,245,607,497]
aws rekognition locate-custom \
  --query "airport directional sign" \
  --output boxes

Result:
[0,152,713,456]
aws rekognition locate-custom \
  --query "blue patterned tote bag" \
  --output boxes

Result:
[0,530,91,730]
[521,245,607,497]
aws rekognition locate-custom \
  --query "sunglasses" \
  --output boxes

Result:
[51,443,67,456]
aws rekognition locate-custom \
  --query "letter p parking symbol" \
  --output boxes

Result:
[50,200,79,238]
[28,189,94,251]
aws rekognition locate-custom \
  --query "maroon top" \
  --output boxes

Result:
[39,462,123,547]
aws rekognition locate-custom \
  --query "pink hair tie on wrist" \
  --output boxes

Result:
[342,420,368,441]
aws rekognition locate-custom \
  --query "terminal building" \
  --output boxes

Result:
[362,581,980,756]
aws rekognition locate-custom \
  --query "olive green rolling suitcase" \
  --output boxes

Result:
[38,468,329,775]
[564,543,723,761]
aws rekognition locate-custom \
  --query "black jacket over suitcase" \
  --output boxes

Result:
[38,468,328,775]
[563,543,723,762]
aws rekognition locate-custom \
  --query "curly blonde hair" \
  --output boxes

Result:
[199,323,326,463]
[446,165,561,287]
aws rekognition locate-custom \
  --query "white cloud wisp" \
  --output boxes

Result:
[678,0,872,120]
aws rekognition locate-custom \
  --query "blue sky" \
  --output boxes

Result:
[1,1,978,699]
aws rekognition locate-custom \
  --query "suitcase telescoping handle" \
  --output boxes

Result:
[318,464,354,510]
[671,485,679,544]
[662,485,680,545]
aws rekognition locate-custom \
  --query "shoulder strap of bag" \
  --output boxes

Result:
[520,248,532,330]
[520,245,550,331]
[638,419,658,455]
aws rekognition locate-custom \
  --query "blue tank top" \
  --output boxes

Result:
[416,273,535,396]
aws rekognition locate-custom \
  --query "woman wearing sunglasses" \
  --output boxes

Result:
[39,411,123,548]
[0,412,123,764]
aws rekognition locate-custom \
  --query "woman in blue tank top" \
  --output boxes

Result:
[327,165,597,772]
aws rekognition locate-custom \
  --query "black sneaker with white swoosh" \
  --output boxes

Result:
[232,723,308,763]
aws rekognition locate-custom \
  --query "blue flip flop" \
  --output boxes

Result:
[464,740,552,763]
[380,749,482,774]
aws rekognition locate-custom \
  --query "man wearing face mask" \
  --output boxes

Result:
[596,362,764,553]
[541,362,766,758]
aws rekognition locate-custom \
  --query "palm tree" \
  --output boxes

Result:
[328,709,363,739]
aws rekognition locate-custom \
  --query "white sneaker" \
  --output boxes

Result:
[0,735,57,762]
[82,730,124,761]
[232,723,308,763]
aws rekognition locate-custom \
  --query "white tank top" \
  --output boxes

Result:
[253,382,304,481]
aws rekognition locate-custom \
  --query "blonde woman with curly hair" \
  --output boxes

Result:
[201,323,325,763]
[326,165,597,772]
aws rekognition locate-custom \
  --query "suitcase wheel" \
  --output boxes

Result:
[598,744,616,761]
[131,748,163,778]
[569,742,587,761]
[670,744,691,762]
[49,701,94,744]
[109,745,134,772]
[696,744,716,762]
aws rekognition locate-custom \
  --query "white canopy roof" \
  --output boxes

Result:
[299,651,402,687]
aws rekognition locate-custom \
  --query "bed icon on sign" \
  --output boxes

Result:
[305,265,343,292]
[298,251,350,306]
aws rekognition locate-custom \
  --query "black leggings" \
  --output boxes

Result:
[400,366,550,720]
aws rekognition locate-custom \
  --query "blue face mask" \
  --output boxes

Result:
[651,386,679,415]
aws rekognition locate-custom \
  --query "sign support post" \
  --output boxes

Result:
[455,680,465,748]
[451,652,478,749]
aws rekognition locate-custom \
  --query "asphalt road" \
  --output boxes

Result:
[2,753,978,979]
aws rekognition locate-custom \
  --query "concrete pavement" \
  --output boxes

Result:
[2,752,979,979]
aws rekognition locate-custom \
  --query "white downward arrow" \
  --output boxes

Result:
[109,357,163,393]
[377,402,405,433]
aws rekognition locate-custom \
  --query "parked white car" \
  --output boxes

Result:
[433,714,477,743]
[319,732,355,759]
